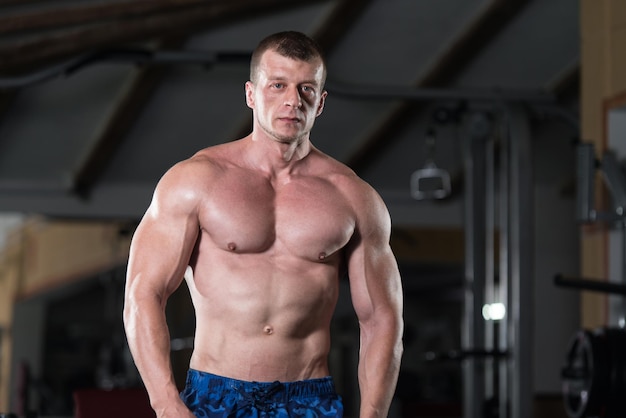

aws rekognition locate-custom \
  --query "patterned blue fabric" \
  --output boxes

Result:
[180,369,343,417]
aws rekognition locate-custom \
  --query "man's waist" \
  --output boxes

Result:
[189,323,331,377]
[183,368,337,400]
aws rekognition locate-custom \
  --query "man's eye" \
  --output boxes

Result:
[272,83,283,88]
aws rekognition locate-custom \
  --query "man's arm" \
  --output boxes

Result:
[346,184,404,418]
[123,162,201,418]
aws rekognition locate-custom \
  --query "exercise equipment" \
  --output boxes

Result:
[561,328,626,418]
[410,128,451,200]
[558,141,626,417]
[556,275,626,418]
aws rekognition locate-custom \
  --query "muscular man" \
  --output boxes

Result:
[123,31,403,418]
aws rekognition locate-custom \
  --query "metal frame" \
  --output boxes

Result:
[507,105,534,418]
[462,105,533,418]
[462,111,489,418]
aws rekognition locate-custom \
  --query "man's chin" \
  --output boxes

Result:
[262,126,306,144]
[273,133,304,144]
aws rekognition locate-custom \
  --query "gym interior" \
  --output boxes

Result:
[0,1,623,417]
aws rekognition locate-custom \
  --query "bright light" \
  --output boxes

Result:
[482,303,506,321]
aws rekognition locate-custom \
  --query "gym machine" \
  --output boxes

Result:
[421,105,535,418]
[458,106,534,418]
[410,127,452,201]
[557,142,626,418]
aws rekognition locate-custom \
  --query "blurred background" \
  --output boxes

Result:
[0,0,623,417]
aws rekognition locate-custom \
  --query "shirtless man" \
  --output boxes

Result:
[123,31,403,418]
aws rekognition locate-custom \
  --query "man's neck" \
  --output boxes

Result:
[281,138,310,163]
[246,132,312,176]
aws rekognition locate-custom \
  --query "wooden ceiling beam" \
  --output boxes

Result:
[0,0,326,73]
[0,0,212,35]
[0,0,43,7]
[345,0,530,172]
[310,0,374,53]
[71,37,186,198]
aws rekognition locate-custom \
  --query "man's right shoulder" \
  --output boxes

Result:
[158,142,242,192]
[169,146,225,173]
[185,141,241,169]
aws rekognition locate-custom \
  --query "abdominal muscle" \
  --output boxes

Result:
[183,251,340,383]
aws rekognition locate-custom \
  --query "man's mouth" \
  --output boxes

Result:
[278,117,300,123]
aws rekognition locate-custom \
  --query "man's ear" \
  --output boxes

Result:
[316,90,328,117]
[245,81,255,109]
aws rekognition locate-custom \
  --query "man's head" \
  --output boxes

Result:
[245,31,328,148]
[250,31,327,88]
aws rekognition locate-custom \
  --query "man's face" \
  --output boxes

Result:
[245,49,327,145]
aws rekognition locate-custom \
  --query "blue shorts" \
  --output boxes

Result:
[180,369,344,417]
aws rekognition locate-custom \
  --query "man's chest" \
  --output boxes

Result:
[198,174,356,258]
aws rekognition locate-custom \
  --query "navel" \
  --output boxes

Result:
[263,325,274,335]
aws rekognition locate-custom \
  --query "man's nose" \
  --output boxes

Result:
[284,86,302,108]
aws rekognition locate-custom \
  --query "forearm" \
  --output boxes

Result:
[357,316,403,418]
[123,293,184,411]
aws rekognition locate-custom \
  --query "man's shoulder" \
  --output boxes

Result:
[311,149,356,180]
[319,160,390,231]
[190,141,239,163]
[311,151,381,204]
[173,141,242,174]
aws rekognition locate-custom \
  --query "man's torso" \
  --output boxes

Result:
[183,143,359,382]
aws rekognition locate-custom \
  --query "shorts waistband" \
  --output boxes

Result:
[185,369,337,401]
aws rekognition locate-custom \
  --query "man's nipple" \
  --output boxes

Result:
[318,252,326,261]
[227,242,237,251]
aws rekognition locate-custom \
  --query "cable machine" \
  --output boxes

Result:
[462,105,533,418]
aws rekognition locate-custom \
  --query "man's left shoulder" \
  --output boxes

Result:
[326,168,383,210]
[311,149,381,197]
[319,161,361,189]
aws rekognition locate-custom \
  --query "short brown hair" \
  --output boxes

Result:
[250,31,327,86]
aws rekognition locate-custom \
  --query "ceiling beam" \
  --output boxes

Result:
[0,0,327,73]
[71,35,188,198]
[345,0,530,172]
[0,0,44,7]
[309,0,374,53]
[230,0,374,140]
[71,66,167,199]
[0,0,212,35]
